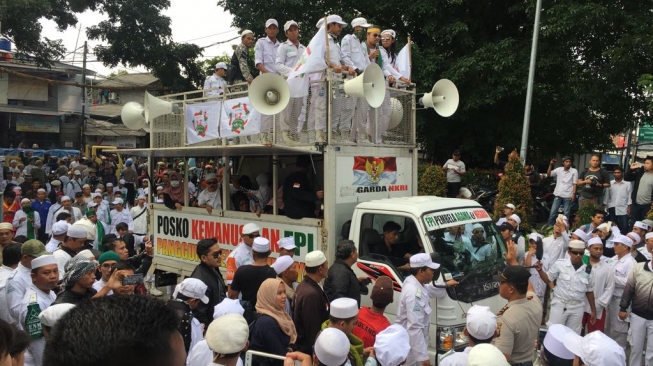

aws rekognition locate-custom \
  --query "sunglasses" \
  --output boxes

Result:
[247,234,260,238]
[371,34,380,37]
[381,38,391,41]
[569,250,585,256]
[206,181,217,185]
[211,251,222,259]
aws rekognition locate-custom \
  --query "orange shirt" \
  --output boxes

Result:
[352,306,391,348]
[2,201,20,225]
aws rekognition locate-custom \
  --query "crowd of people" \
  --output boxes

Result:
[203,16,410,145]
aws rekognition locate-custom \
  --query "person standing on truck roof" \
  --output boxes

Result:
[395,253,445,366]
[225,223,260,285]
[283,155,323,219]
[293,250,330,354]
[324,239,367,306]
[442,150,466,198]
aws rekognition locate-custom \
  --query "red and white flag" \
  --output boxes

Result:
[287,24,327,98]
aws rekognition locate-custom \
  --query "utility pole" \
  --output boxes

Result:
[519,0,543,163]
[80,41,88,151]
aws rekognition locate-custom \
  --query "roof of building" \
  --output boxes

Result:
[95,73,160,88]
[89,104,123,119]
[84,119,147,137]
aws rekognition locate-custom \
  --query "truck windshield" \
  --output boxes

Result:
[427,221,507,303]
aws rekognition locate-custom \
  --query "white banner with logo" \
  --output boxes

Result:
[220,97,261,138]
[185,101,221,144]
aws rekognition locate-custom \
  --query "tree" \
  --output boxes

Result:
[494,152,532,232]
[1,0,203,91]
[218,0,653,165]
[418,164,447,197]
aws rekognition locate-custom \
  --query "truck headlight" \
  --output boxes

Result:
[436,325,468,351]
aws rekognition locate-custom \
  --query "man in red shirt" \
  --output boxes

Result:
[353,275,394,348]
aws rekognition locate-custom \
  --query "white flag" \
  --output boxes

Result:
[395,44,411,80]
[186,101,221,145]
[287,24,328,98]
[220,97,261,138]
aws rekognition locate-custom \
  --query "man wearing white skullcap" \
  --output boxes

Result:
[536,239,596,334]
[39,303,75,338]
[129,194,148,235]
[277,236,297,257]
[294,250,330,354]
[12,198,41,239]
[225,222,260,285]
[272,255,298,317]
[542,216,570,264]
[314,327,351,366]
[364,324,410,366]
[228,237,276,309]
[537,324,576,364]
[396,253,444,366]
[205,314,250,366]
[466,344,507,366]
[53,225,87,280]
[581,236,613,333]
[562,330,626,366]
[440,305,496,366]
[605,234,636,350]
[322,298,364,366]
[19,255,59,366]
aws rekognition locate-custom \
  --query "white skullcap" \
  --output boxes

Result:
[568,240,586,250]
[305,250,326,267]
[543,324,576,360]
[645,232,653,240]
[112,198,124,205]
[587,237,603,247]
[467,344,508,366]
[213,298,245,319]
[39,303,76,327]
[252,237,270,253]
[528,233,542,242]
[277,236,297,250]
[37,188,46,193]
[509,214,521,224]
[465,305,497,340]
[206,314,249,355]
[271,255,294,274]
[627,232,641,245]
[31,255,57,269]
[563,331,626,366]
[240,29,254,37]
[20,198,31,204]
[74,170,81,175]
[373,324,410,366]
[74,249,95,260]
[241,223,260,235]
[174,278,209,304]
[82,184,90,189]
[634,221,649,231]
[67,225,88,239]
[119,179,125,184]
[106,183,113,187]
[52,221,69,235]
[572,229,589,242]
[60,195,71,202]
[314,328,350,366]
[329,297,358,319]
[204,173,217,180]
[614,235,633,248]
[381,29,396,39]
[0,223,12,231]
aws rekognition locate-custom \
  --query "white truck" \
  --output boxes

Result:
[120,71,506,364]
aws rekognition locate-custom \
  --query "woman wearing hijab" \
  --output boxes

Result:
[248,173,272,215]
[249,278,297,365]
[163,171,185,210]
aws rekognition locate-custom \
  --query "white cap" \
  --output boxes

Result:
[9,160,15,164]
[381,29,396,39]
[271,255,294,274]
[39,303,76,327]
[634,221,649,231]
[409,253,440,269]
[568,240,586,250]
[31,255,57,269]
[305,250,327,267]
[74,170,81,175]
[215,62,227,70]
[0,223,12,231]
[106,183,113,187]
[330,297,358,319]
[587,237,603,247]
[543,324,576,360]
[240,29,254,37]
[614,235,633,247]
[284,20,298,32]
[60,195,71,202]
[314,328,350,366]
[351,17,372,28]
[528,233,542,242]
[467,344,508,366]
[119,179,125,184]
[52,221,69,235]
[316,18,325,28]
[37,188,46,193]
[252,237,270,253]
[206,314,249,355]
[627,232,641,245]
[112,198,124,205]
[265,19,278,27]
[326,14,347,26]
[563,331,626,366]
[156,186,163,191]
[94,189,102,194]
[205,173,217,180]
[642,219,653,229]
[277,237,297,250]
[572,229,589,242]
[242,223,260,235]
[20,198,31,204]
[174,278,209,304]
[373,325,410,366]
[75,249,95,260]
[465,305,497,340]
[82,184,90,189]
[51,180,62,186]
[213,298,245,319]
[91,193,101,199]
[505,203,516,210]
[645,232,653,241]
[137,195,146,200]
[509,214,521,224]
[87,201,98,208]
[67,225,88,239]
[597,222,611,231]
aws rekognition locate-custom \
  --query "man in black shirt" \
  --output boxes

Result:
[283,155,323,219]
[372,221,407,259]
[54,257,118,305]
[228,237,276,309]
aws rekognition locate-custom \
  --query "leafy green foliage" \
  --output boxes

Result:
[418,165,447,197]
[573,202,599,230]
[494,152,533,232]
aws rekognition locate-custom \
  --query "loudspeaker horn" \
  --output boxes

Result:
[388,98,404,129]
[419,79,459,117]
[248,74,290,115]
[145,92,177,122]
[344,63,386,108]
[121,102,146,130]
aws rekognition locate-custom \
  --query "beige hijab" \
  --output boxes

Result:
[256,278,297,343]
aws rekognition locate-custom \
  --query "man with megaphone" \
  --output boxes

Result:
[276,20,307,145]
[254,19,281,144]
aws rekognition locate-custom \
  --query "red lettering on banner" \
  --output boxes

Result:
[205,220,214,239]
[473,210,489,219]
[192,220,200,239]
